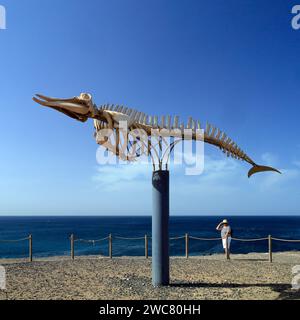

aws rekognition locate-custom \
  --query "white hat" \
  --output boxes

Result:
[221,219,228,224]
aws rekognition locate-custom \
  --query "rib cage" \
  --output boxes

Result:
[93,104,253,164]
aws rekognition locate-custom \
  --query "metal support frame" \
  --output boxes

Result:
[152,170,170,286]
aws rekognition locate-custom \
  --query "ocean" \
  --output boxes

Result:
[0,216,299,259]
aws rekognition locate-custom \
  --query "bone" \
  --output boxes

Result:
[35,94,75,102]
[137,112,144,123]
[130,110,137,121]
[142,115,147,125]
[215,128,221,140]
[225,137,232,147]
[210,126,217,137]
[33,93,282,176]
[174,116,179,128]
[33,98,90,115]
[138,113,145,123]
[161,116,165,128]
[220,132,227,143]
[166,115,171,129]
[197,120,201,130]
[237,148,244,158]
[229,144,236,155]
[94,120,100,131]
[192,120,196,131]
[134,112,141,121]
[205,123,212,136]
[186,117,192,129]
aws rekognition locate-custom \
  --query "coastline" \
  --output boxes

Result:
[0,250,300,264]
[0,251,300,300]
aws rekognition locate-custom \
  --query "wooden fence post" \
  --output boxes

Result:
[70,234,74,260]
[185,233,189,259]
[268,235,272,263]
[226,237,230,260]
[145,234,148,259]
[29,234,32,262]
[109,234,112,258]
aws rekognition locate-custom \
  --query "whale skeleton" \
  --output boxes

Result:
[33,93,281,177]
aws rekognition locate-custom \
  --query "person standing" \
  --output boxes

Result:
[216,219,232,259]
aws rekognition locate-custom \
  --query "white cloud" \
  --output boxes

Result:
[257,168,300,191]
[93,163,151,184]
[261,152,279,166]
[293,160,300,168]
[90,151,300,214]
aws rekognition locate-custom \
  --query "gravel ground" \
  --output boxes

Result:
[0,252,300,300]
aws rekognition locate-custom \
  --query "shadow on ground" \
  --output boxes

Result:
[170,282,300,300]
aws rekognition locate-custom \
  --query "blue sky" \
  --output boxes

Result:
[0,0,300,215]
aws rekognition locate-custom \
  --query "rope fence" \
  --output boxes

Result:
[0,235,32,262]
[232,237,269,242]
[0,237,30,243]
[74,237,109,243]
[1,234,300,263]
[115,236,145,240]
[271,237,300,243]
[170,236,185,240]
[190,236,221,241]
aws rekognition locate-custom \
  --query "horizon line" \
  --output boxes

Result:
[0,214,299,217]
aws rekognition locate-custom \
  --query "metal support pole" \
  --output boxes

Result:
[145,234,148,259]
[29,234,32,262]
[70,234,74,260]
[109,234,112,259]
[185,233,189,259]
[268,235,272,263]
[152,170,170,286]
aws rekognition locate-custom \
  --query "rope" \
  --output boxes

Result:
[271,237,300,243]
[0,237,29,243]
[170,236,185,240]
[74,236,109,243]
[232,237,268,242]
[115,236,145,240]
[190,236,221,241]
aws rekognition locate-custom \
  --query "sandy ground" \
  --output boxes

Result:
[0,252,300,300]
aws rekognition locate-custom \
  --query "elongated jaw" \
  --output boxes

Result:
[33,93,94,122]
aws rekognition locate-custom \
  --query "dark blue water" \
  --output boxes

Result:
[0,216,299,259]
